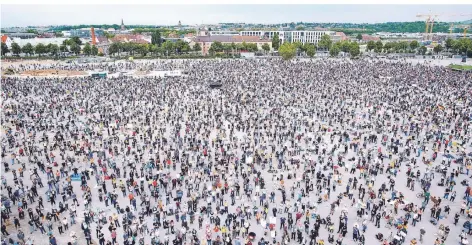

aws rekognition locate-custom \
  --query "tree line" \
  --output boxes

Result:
[1,36,99,57]
[273,34,472,60]
[108,31,194,57]
[275,34,360,60]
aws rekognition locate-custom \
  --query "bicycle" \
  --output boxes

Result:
[416,192,425,198]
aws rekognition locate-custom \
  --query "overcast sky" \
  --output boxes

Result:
[2,5,471,27]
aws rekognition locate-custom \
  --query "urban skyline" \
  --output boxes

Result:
[2,4,472,27]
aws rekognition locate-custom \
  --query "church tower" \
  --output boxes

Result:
[121,19,125,31]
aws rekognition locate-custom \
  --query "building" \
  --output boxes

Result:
[1,35,13,46]
[235,30,336,45]
[3,33,36,39]
[4,37,69,49]
[289,31,334,44]
[95,36,110,55]
[240,31,285,43]
[69,28,104,38]
[121,19,126,31]
[194,35,272,56]
[110,34,149,44]
[334,32,349,42]
[361,34,381,42]
[61,31,71,37]
[209,31,240,36]
[1,27,27,33]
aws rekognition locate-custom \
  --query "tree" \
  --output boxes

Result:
[162,41,174,56]
[374,40,383,53]
[175,40,187,54]
[329,44,340,57]
[151,30,162,46]
[91,45,98,56]
[356,33,363,41]
[398,41,409,52]
[272,33,280,51]
[278,42,297,60]
[241,41,248,52]
[22,43,34,56]
[35,43,47,57]
[48,44,59,57]
[211,41,224,53]
[70,42,81,55]
[222,43,232,55]
[193,43,202,52]
[249,43,259,52]
[306,43,316,57]
[60,44,68,54]
[445,38,454,52]
[340,41,351,53]
[433,44,443,54]
[456,38,472,55]
[318,34,332,50]
[138,44,149,56]
[419,46,427,55]
[70,36,82,46]
[148,44,157,56]
[262,43,270,54]
[104,32,115,39]
[108,43,120,56]
[390,42,400,53]
[349,42,360,57]
[366,41,375,52]
[383,42,394,53]
[156,46,165,56]
[409,40,419,51]
[11,42,21,56]
[231,42,236,53]
[301,42,311,55]
[293,41,303,56]
[83,43,92,56]
[1,43,9,56]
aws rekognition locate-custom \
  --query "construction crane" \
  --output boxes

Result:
[417,12,472,40]
[416,12,440,41]
[455,24,471,37]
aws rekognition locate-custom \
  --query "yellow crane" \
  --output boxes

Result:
[416,12,440,41]
[456,24,471,37]
[417,12,472,40]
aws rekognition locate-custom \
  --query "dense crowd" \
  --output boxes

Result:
[1,58,472,245]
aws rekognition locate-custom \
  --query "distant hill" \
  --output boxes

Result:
[461,19,472,24]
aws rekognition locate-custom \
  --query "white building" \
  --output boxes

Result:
[240,31,285,43]
[7,38,71,48]
[61,31,71,37]
[239,30,333,45]
[290,31,332,44]
[199,29,340,46]
[209,31,240,36]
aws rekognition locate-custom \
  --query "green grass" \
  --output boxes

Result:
[449,64,472,71]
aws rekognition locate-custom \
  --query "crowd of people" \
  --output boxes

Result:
[1,58,471,245]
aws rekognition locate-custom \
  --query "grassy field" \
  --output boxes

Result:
[449,64,472,71]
